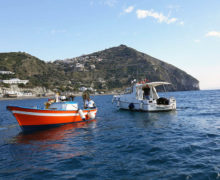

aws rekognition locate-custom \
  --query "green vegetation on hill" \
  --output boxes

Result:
[0,52,69,90]
[0,45,199,92]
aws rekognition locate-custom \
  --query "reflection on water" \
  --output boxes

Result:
[1,91,220,179]
[8,120,97,161]
[136,112,177,129]
[117,110,178,129]
[15,121,96,143]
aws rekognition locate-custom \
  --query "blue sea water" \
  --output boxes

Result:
[0,90,220,180]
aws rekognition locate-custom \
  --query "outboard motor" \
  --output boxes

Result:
[157,97,169,105]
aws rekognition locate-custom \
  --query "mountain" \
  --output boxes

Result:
[55,45,199,91]
[0,45,199,92]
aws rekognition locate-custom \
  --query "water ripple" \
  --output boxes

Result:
[0,91,220,179]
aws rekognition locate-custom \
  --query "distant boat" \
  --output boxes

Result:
[7,100,97,132]
[4,93,17,98]
[112,81,176,112]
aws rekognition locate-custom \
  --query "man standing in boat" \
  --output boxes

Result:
[85,97,96,109]
[82,91,96,109]
[143,86,150,100]
[55,92,60,102]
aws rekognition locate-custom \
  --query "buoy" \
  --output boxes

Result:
[78,109,85,121]
[88,111,95,119]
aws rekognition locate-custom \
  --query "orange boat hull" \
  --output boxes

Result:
[7,106,97,131]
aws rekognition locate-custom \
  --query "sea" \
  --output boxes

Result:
[0,90,220,180]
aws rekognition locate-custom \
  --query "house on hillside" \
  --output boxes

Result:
[75,63,84,71]
[0,71,15,75]
[79,87,87,92]
[2,78,29,85]
[90,64,96,70]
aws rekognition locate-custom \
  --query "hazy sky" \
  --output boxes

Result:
[0,0,220,89]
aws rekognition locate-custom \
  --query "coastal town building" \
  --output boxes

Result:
[2,78,29,85]
[79,87,87,92]
[90,64,96,70]
[75,63,84,71]
[0,71,15,75]
[79,87,95,92]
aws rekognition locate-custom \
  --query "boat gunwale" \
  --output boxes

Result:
[7,105,97,113]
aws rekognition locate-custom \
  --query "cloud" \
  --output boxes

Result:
[168,18,177,24]
[124,6,134,13]
[179,21,184,26]
[206,31,220,38]
[136,9,178,24]
[194,39,201,43]
[104,0,117,7]
[136,9,148,19]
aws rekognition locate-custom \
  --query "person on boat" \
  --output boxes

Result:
[55,92,60,102]
[84,97,96,109]
[143,86,150,100]
[44,99,55,109]
[60,95,67,101]
[82,90,90,106]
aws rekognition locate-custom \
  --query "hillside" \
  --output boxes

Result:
[0,45,199,92]
[0,52,69,90]
[55,45,199,91]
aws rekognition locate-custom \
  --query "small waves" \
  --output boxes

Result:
[0,127,7,131]
[0,91,220,179]
[206,133,219,138]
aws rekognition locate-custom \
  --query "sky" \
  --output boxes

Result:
[0,0,220,90]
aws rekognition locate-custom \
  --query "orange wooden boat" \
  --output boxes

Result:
[7,101,97,132]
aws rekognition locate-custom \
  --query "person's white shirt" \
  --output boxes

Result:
[55,93,59,102]
[85,99,95,108]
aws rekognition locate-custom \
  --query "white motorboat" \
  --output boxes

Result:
[112,81,176,112]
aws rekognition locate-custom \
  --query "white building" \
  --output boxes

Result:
[3,78,29,85]
[0,71,15,75]
[87,87,96,91]
[90,64,96,70]
[79,87,87,92]
[75,63,84,71]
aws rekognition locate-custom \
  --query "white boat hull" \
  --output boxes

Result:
[114,99,176,112]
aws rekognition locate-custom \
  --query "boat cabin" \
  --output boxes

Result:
[49,101,78,110]
[121,82,170,101]
[112,81,176,111]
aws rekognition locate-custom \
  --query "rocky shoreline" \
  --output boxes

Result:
[0,95,48,101]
